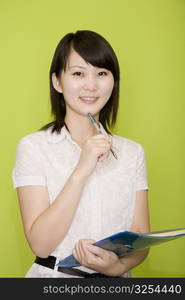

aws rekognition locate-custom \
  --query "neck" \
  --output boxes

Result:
[64,112,99,146]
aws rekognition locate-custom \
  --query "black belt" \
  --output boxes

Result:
[35,256,120,278]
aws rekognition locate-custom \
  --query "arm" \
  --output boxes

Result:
[17,171,88,258]
[17,134,112,258]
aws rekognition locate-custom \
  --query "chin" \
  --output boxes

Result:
[67,102,105,118]
[74,107,101,117]
[82,103,106,116]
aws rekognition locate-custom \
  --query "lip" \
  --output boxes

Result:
[79,96,99,104]
[80,96,99,99]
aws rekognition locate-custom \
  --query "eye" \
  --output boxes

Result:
[72,71,83,76]
[98,71,108,76]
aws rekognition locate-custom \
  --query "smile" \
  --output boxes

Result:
[79,96,99,104]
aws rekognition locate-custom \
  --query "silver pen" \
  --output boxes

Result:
[87,112,118,160]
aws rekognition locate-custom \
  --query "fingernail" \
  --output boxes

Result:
[87,244,93,250]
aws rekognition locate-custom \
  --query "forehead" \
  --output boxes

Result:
[66,49,88,68]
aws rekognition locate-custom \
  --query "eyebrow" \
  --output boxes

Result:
[69,65,87,69]
[68,65,109,71]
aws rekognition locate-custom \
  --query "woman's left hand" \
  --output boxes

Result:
[72,239,125,276]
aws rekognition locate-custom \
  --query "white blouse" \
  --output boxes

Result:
[12,124,148,278]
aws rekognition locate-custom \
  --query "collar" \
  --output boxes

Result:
[45,122,109,144]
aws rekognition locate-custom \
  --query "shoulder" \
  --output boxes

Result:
[15,130,52,157]
[16,130,46,148]
[111,134,146,165]
[15,127,65,154]
[112,134,144,154]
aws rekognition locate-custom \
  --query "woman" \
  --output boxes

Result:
[12,30,150,278]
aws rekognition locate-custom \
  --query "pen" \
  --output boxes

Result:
[87,112,118,160]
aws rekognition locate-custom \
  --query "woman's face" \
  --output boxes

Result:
[53,49,114,118]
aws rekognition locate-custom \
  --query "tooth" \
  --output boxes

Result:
[81,97,97,100]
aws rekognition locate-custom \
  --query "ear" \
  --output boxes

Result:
[51,73,63,93]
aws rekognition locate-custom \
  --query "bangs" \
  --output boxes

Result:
[61,31,118,79]
[45,30,120,134]
[73,40,115,72]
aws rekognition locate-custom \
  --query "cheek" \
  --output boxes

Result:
[62,81,80,96]
[102,78,114,96]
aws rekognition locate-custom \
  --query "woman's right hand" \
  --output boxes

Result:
[74,134,112,178]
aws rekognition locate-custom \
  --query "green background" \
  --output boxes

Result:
[0,0,184,277]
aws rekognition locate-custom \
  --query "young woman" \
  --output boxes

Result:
[12,30,150,278]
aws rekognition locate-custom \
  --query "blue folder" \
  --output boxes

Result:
[57,228,185,268]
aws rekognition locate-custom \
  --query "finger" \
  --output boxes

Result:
[78,240,87,260]
[87,239,96,244]
[78,240,89,261]
[90,142,111,149]
[97,146,111,160]
[83,249,102,267]
[98,152,109,161]
[86,244,108,259]
[79,239,96,244]
[87,139,112,149]
[92,134,112,143]
[92,133,107,139]
[79,239,96,255]
[72,242,81,261]
[74,239,96,262]
[72,247,78,260]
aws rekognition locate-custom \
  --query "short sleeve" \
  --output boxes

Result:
[135,144,149,191]
[12,137,46,188]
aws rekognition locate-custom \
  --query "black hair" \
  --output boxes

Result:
[41,30,120,134]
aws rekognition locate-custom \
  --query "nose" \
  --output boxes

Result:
[83,75,97,92]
